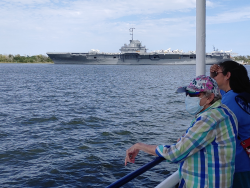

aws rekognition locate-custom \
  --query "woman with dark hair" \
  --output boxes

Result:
[210,60,250,187]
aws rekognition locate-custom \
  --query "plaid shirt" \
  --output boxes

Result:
[156,101,238,188]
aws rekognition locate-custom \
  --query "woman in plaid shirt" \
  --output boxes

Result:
[125,75,238,188]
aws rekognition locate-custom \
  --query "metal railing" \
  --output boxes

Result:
[107,157,165,188]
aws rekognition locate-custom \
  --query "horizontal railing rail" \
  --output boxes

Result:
[107,157,165,188]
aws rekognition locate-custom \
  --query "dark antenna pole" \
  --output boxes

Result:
[129,28,135,40]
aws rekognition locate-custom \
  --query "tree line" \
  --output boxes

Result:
[233,55,250,64]
[0,54,53,63]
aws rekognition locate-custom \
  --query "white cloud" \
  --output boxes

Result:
[207,7,250,24]
[1,0,50,5]
[1,0,196,21]
[0,0,220,27]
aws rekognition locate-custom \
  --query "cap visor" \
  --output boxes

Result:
[176,87,187,93]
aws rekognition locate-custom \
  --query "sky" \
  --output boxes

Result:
[0,0,250,56]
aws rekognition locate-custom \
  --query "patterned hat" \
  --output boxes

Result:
[176,75,220,96]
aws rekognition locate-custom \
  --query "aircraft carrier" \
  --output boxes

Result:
[47,29,232,65]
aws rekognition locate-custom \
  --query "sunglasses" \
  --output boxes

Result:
[211,71,223,78]
[186,91,203,97]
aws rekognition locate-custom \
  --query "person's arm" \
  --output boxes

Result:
[156,115,217,163]
[125,143,157,166]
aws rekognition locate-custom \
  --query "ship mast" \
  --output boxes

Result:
[129,28,135,41]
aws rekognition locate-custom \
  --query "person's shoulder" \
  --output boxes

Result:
[194,107,229,130]
[221,90,238,106]
[223,91,250,113]
[200,104,238,130]
[197,103,225,120]
[202,102,234,120]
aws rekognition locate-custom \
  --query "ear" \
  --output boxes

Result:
[206,93,215,104]
[225,71,231,80]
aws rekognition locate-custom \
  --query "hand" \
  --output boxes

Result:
[210,64,219,72]
[124,143,157,166]
[210,64,220,78]
[125,144,140,166]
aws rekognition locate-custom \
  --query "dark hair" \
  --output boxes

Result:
[219,60,250,93]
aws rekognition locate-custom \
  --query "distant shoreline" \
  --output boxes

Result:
[0,62,53,64]
[0,54,53,64]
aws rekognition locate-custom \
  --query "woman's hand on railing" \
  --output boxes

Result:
[125,144,140,166]
[125,143,157,166]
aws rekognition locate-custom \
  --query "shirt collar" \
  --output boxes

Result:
[195,100,222,118]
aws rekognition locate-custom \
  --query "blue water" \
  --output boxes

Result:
[1,64,249,188]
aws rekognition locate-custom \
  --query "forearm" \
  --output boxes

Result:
[135,143,158,156]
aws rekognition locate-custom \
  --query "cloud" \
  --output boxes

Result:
[0,0,198,42]
[207,6,250,24]
[1,0,50,5]
[1,0,223,29]
[1,0,196,21]
[2,0,50,4]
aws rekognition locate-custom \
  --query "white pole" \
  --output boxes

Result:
[196,0,206,76]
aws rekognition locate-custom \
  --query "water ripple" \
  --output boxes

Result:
[0,64,249,187]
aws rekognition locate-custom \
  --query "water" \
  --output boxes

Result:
[1,64,249,188]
